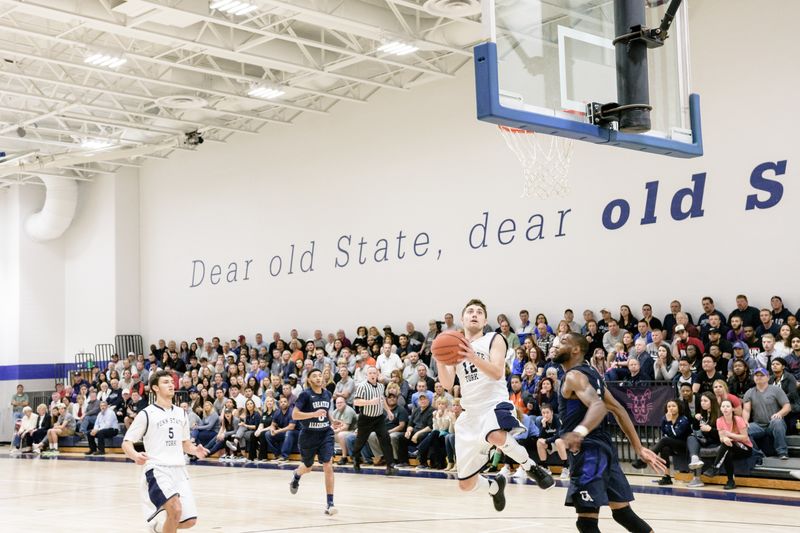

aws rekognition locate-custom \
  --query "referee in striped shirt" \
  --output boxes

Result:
[352,366,398,476]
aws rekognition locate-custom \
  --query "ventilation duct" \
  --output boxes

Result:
[25,176,79,241]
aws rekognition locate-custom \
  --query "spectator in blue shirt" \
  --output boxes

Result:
[632,399,691,485]
[86,401,118,456]
[410,381,434,409]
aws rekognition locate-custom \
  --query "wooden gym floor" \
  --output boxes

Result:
[1,451,798,533]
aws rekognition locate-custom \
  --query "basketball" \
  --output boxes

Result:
[431,330,468,365]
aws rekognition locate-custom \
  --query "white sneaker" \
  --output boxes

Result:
[498,465,512,480]
[325,505,338,516]
[688,456,704,469]
[226,441,237,452]
[512,467,528,481]
[9,449,20,456]
[790,471,800,481]
[560,468,570,480]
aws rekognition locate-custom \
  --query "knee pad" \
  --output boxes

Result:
[576,517,601,533]
[611,506,651,533]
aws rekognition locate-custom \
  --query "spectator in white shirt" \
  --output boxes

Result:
[377,343,403,383]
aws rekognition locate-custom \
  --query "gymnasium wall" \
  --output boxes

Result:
[135,1,798,343]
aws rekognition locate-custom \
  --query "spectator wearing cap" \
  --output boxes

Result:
[769,358,800,435]
[115,389,131,422]
[410,380,434,409]
[728,342,757,373]
[729,294,760,330]
[743,367,791,459]
[756,308,781,340]
[86,401,118,456]
[755,334,781,369]
[705,327,733,362]
[673,325,704,360]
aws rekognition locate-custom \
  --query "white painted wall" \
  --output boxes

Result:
[138,1,799,342]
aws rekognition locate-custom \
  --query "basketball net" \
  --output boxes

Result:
[498,125,574,199]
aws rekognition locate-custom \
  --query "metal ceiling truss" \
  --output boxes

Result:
[0,0,480,182]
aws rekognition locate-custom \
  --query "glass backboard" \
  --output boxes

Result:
[475,0,703,157]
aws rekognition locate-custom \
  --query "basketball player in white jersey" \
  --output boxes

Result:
[439,299,554,511]
[122,370,209,533]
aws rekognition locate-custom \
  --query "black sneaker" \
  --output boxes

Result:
[526,464,555,490]
[723,479,736,490]
[353,458,361,473]
[337,457,348,466]
[491,475,507,512]
[84,450,94,456]
[630,459,647,469]
[702,467,719,478]
[656,475,672,486]
[289,475,300,495]
[386,466,398,476]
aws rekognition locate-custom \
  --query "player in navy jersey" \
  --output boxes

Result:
[555,332,665,533]
[289,368,337,515]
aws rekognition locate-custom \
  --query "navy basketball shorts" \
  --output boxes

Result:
[298,430,335,467]
[564,444,634,511]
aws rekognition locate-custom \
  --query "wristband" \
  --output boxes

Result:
[574,425,589,438]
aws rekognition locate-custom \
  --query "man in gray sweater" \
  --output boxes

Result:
[78,390,101,437]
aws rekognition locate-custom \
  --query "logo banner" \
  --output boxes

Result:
[607,383,674,426]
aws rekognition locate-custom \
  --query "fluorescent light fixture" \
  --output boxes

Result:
[377,41,419,56]
[248,86,285,99]
[84,53,127,69]
[210,0,258,15]
[81,139,113,150]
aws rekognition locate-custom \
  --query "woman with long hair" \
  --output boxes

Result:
[389,369,410,403]
[532,377,558,416]
[653,345,678,382]
[775,324,796,354]
[687,392,721,476]
[618,305,638,334]
[204,408,240,461]
[240,399,261,461]
[589,347,609,376]
[713,379,742,416]
[520,362,537,398]
[253,396,278,462]
[705,399,753,490]
[633,399,691,485]
[321,367,336,393]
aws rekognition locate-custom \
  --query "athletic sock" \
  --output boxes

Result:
[477,475,499,495]
[491,451,502,468]
[519,458,536,471]
[327,494,334,506]
[52,443,58,450]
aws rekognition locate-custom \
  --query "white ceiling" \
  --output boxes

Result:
[0,0,483,187]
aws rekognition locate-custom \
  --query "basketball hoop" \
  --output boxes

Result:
[497,126,574,199]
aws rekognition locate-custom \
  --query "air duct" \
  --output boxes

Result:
[25,176,79,241]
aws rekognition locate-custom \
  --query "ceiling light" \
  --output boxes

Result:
[378,41,419,56]
[210,0,258,15]
[248,86,285,99]
[84,53,127,69]
[81,139,113,150]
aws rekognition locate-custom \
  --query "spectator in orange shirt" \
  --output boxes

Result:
[509,374,529,414]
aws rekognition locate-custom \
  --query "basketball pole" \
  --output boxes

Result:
[614,0,652,132]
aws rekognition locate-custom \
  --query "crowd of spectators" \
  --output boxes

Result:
[8,294,800,482]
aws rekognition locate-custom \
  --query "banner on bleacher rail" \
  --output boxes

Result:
[607,383,673,426]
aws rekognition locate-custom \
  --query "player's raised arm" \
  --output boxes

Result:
[560,370,608,451]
